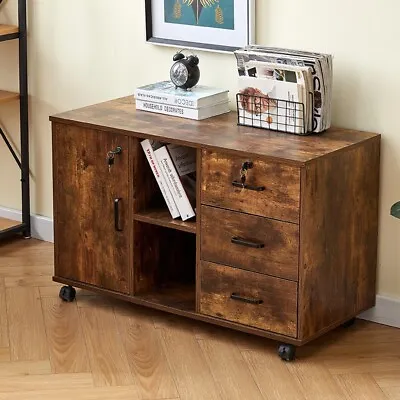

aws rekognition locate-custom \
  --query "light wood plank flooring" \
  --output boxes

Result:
[0,235,399,399]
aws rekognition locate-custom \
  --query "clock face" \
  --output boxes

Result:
[170,62,189,87]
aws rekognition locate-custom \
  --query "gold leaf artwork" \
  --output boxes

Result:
[215,5,223,24]
[174,0,182,19]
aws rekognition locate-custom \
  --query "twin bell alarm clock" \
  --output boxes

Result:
[170,51,200,90]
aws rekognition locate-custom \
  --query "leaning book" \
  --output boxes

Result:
[140,139,180,219]
[135,81,229,109]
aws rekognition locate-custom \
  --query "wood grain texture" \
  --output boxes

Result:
[201,205,299,280]
[0,387,150,400]
[0,361,51,377]
[196,148,202,313]
[384,387,400,400]
[79,307,135,388]
[298,137,381,340]
[201,150,300,223]
[41,297,90,373]
[52,123,130,294]
[116,309,178,399]
[0,348,10,362]
[200,261,297,337]
[0,25,18,36]
[0,282,8,348]
[242,350,306,400]
[334,374,387,400]
[286,361,346,400]
[49,96,379,164]
[160,322,221,400]
[198,337,264,400]
[6,287,48,361]
[0,373,93,394]
[0,238,399,400]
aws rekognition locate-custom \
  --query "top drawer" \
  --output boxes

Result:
[201,150,301,223]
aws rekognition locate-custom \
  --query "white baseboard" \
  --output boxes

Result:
[0,206,54,243]
[358,295,400,329]
[1,206,399,329]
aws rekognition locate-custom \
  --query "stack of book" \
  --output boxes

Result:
[134,81,230,120]
[234,45,333,134]
[141,138,196,221]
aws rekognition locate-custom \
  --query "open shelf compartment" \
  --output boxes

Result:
[132,137,197,234]
[133,221,196,312]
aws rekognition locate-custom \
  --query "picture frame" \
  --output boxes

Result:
[145,0,255,53]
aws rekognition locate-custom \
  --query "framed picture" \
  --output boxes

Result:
[145,0,255,53]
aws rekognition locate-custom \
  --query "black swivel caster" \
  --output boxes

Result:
[341,317,356,328]
[278,343,296,361]
[59,285,76,302]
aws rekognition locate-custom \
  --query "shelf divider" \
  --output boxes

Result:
[133,208,197,234]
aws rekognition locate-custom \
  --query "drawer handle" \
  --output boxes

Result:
[231,236,265,249]
[230,293,264,305]
[232,181,265,191]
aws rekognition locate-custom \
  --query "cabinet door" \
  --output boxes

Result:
[52,123,130,294]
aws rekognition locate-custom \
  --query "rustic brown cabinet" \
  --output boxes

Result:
[50,97,380,361]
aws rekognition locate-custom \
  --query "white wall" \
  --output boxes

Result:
[0,0,399,299]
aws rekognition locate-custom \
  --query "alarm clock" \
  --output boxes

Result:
[170,51,200,90]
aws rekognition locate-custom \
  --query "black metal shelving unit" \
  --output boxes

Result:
[0,0,30,240]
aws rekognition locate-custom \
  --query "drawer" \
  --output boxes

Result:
[200,261,297,337]
[201,150,300,223]
[201,206,299,281]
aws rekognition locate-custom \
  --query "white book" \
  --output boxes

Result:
[135,99,230,121]
[140,139,180,219]
[154,146,196,221]
[135,81,229,109]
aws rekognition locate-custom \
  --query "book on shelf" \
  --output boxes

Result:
[140,139,180,219]
[135,80,229,109]
[135,99,230,121]
[154,145,196,221]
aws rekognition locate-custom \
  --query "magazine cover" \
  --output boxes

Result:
[237,76,306,134]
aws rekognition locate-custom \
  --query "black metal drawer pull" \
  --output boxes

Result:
[231,236,265,249]
[114,198,123,232]
[230,293,263,305]
[231,181,265,191]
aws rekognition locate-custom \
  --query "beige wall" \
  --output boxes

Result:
[0,0,399,298]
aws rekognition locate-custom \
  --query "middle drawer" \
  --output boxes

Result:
[201,206,299,281]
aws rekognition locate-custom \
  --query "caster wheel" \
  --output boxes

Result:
[278,343,296,361]
[59,285,76,302]
[341,317,356,328]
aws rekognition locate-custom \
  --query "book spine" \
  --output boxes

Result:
[154,147,196,221]
[135,99,201,120]
[140,140,180,219]
[135,89,201,109]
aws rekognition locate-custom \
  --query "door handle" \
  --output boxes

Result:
[114,198,123,232]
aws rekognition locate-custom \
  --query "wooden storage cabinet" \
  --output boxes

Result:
[50,97,380,360]
[52,124,131,294]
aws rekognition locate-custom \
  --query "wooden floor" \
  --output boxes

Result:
[0,236,399,400]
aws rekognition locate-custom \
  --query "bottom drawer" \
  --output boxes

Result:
[200,261,297,337]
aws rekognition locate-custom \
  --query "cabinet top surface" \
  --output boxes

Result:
[50,96,380,164]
